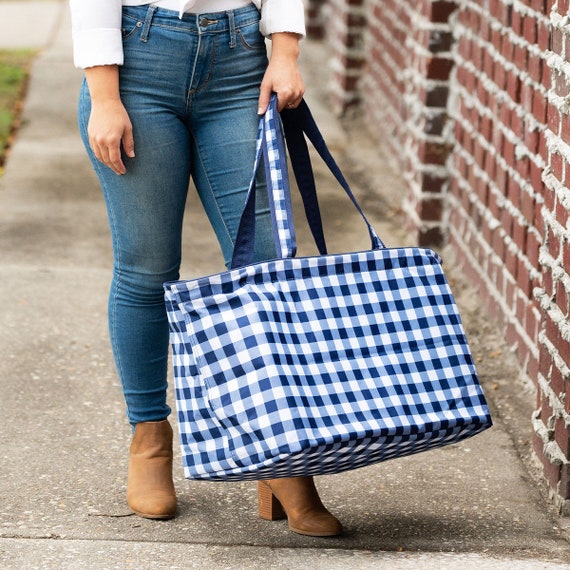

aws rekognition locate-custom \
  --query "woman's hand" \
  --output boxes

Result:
[258,32,305,114]
[84,65,135,175]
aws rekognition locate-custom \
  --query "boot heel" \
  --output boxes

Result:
[258,481,286,521]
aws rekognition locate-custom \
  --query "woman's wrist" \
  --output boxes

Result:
[84,65,122,103]
[270,32,301,61]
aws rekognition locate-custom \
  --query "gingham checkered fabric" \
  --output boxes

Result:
[246,99,295,260]
[164,98,491,481]
[165,247,491,480]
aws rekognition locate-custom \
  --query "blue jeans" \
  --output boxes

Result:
[78,5,275,425]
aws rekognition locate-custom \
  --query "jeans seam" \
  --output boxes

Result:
[90,158,126,417]
[190,131,235,252]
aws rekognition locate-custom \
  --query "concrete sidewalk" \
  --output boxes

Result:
[1,1,569,568]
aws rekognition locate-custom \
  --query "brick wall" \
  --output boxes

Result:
[360,0,458,245]
[316,0,368,112]
[306,0,570,514]
[533,0,570,514]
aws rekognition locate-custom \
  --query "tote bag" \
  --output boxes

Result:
[164,96,492,481]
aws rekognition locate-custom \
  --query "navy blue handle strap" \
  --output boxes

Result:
[280,108,328,256]
[281,100,385,251]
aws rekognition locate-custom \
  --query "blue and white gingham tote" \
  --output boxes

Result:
[164,96,492,481]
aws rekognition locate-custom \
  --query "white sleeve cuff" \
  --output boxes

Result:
[259,0,306,39]
[72,29,124,69]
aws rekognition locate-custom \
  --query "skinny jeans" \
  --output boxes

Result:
[78,4,275,425]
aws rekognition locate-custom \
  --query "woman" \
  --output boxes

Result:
[69,0,342,537]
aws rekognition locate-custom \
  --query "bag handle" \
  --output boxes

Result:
[231,96,385,269]
[231,95,296,269]
[281,99,384,252]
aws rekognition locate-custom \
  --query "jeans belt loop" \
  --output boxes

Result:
[227,10,236,49]
[140,5,158,43]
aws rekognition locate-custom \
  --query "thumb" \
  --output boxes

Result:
[257,85,271,115]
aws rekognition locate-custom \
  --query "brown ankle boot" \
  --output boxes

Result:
[258,477,342,537]
[127,420,177,519]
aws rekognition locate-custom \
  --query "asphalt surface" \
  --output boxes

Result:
[1,1,570,568]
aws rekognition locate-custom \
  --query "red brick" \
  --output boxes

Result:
[481,115,493,141]
[544,311,561,347]
[548,103,561,135]
[526,304,540,342]
[507,175,522,208]
[501,33,515,61]
[506,69,521,102]
[518,258,533,297]
[426,85,449,107]
[550,151,564,182]
[419,140,450,165]
[532,90,547,123]
[538,396,555,427]
[543,184,556,211]
[505,245,518,278]
[521,82,534,114]
[524,125,539,154]
[527,230,541,266]
[503,138,516,167]
[483,50,495,78]
[514,44,528,71]
[528,53,543,85]
[548,229,561,259]
[493,229,506,260]
[477,177,489,205]
[537,21,550,51]
[534,441,562,489]
[506,320,519,346]
[480,17,491,42]
[431,0,457,22]
[542,60,552,90]
[539,344,554,378]
[421,171,447,193]
[554,70,570,99]
[474,138,485,169]
[499,102,511,130]
[419,198,444,221]
[513,217,528,250]
[530,161,544,193]
[554,415,570,462]
[551,363,566,397]
[556,198,569,227]
[494,163,508,194]
[523,13,538,44]
[551,28,564,55]
[521,191,536,225]
[511,111,524,138]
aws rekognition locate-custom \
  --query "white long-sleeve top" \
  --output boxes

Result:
[69,0,306,69]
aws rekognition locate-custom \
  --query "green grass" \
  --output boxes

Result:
[0,49,35,169]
